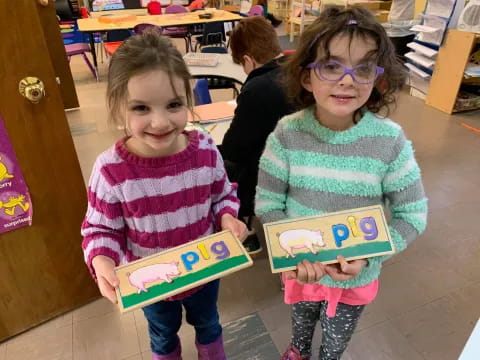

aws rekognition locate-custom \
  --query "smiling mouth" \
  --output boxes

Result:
[145,130,174,139]
[331,95,355,99]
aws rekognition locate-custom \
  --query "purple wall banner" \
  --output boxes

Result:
[0,115,32,233]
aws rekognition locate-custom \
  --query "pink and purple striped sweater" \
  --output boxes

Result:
[81,130,240,300]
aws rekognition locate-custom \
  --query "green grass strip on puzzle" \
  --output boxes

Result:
[272,241,393,269]
[122,255,249,309]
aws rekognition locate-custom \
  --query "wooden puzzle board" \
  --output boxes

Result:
[263,205,394,273]
[115,230,252,312]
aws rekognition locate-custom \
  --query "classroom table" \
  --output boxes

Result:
[210,120,231,144]
[193,119,232,145]
[185,53,247,84]
[89,8,149,17]
[77,10,243,76]
[186,100,236,144]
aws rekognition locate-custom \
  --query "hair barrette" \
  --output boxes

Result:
[347,20,358,25]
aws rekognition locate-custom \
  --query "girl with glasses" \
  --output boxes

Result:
[255,6,427,359]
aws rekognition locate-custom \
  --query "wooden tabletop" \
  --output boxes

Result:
[186,101,236,145]
[186,53,247,84]
[77,10,243,32]
[89,8,148,18]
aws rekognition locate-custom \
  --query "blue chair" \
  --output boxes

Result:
[193,78,212,105]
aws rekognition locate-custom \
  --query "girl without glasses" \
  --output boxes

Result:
[81,31,246,360]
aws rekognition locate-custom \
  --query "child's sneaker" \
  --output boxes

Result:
[242,233,262,255]
[280,344,309,360]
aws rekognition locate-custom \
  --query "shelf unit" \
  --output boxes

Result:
[288,0,316,42]
[425,30,480,114]
[463,77,480,85]
[270,0,289,20]
[286,0,391,42]
[349,0,390,22]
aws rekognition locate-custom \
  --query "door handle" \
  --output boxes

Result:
[19,77,46,104]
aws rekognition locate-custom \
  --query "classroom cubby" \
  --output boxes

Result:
[425,29,480,114]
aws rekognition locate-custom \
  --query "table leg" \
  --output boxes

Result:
[88,32,99,80]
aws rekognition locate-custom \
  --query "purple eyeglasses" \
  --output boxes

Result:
[306,60,384,84]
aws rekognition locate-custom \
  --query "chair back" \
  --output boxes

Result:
[189,0,205,11]
[133,23,162,35]
[165,4,188,14]
[194,22,226,51]
[105,29,132,57]
[205,32,224,45]
[147,0,162,15]
[106,29,132,42]
[55,0,75,20]
[204,22,226,41]
[193,79,212,105]
[162,5,190,51]
[80,7,90,18]
[104,42,123,56]
[248,5,264,16]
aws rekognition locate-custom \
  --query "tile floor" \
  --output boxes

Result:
[1,33,480,360]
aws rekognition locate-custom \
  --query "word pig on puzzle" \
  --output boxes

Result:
[263,206,395,273]
[115,231,252,312]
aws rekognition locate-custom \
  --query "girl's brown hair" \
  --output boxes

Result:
[229,17,282,65]
[106,29,193,127]
[284,6,406,116]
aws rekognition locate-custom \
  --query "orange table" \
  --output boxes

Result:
[77,10,243,70]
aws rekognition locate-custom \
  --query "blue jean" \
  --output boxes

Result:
[142,280,222,355]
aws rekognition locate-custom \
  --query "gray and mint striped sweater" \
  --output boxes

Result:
[255,107,427,289]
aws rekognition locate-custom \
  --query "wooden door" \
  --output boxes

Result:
[0,0,99,341]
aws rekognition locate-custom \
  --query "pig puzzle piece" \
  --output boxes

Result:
[115,230,253,313]
[263,205,395,273]
[127,261,181,294]
[279,229,326,258]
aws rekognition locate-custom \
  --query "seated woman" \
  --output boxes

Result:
[220,17,295,254]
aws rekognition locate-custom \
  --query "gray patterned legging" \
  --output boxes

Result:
[291,301,365,360]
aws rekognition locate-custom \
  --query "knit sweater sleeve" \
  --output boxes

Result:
[255,122,290,224]
[81,157,126,279]
[210,142,240,229]
[372,130,428,264]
